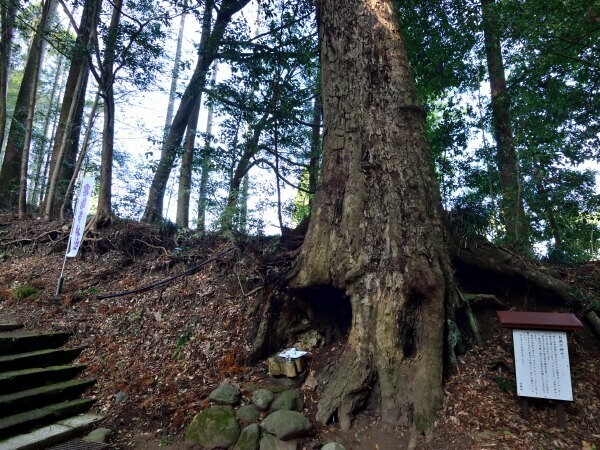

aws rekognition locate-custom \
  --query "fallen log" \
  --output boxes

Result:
[450,241,572,302]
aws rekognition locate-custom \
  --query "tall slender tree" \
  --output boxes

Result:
[43,0,98,218]
[0,0,19,153]
[56,0,169,223]
[18,0,56,217]
[94,0,123,223]
[176,3,211,228]
[29,53,64,207]
[142,0,250,223]
[60,91,100,219]
[162,8,186,146]
[196,68,218,231]
[0,0,57,210]
[481,0,529,249]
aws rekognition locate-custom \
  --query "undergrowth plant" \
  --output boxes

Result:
[11,284,39,300]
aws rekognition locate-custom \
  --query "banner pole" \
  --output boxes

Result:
[54,176,94,297]
[55,232,72,297]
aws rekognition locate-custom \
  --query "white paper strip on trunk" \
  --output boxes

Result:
[66,177,94,258]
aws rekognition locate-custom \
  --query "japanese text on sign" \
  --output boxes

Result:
[66,177,94,258]
[513,329,573,401]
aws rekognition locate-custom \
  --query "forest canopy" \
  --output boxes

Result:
[0,0,598,262]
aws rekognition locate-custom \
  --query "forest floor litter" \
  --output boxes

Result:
[0,216,598,449]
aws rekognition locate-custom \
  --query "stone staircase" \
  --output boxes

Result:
[0,324,105,449]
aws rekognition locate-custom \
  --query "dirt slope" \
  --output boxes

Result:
[0,216,598,449]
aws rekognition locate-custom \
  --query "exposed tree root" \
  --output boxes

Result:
[315,347,375,430]
[456,289,483,346]
[462,292,506,307]
[0,229,64,246]
[451,241,572,302]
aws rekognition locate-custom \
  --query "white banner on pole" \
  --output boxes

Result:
[66,177,94,258]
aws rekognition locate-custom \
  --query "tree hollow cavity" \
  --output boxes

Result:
[296,286,352,347]
[250,285,352,362]
[401,293,422,359]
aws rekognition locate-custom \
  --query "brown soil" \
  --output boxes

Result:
[0,216,598,449]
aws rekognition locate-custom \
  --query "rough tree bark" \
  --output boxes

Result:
[481,0,529,249]
[288,0,452,431]
[308,77,322,206]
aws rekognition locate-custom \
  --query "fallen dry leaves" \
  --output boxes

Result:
[0,217,599,449]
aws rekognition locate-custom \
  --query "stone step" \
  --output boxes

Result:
[0,332,72,356]
[0,324,24,332]
[0,379,96,418]
[0,413,105,450]
[0,365,87,395]
[0,347,84,372]
[0,398,96,439]
[49,438,109,450]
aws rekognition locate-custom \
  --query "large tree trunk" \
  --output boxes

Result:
[43,0,97,218]
[0,0,57,209]
[142,0,249,223]
[288,0,451,431]
[238,174,248,232]
[481,0,529,249]
[96,84,115,222]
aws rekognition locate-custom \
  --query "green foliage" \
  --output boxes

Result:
[158,435,172,446]
[69,287,100,303]
[493,375,516,394]
[173,330,193,357]
[205,0,318,233]
[11,284,39,300]
[158,218,179,236]
[7,0,595,264]
[94,0,168,91]
[396,0,599,263]
[291,170,311,225]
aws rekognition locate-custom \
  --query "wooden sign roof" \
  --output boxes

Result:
[497,311,584,331]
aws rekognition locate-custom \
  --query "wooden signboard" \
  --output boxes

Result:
[513,330,572,401]
[497,311,584,426]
